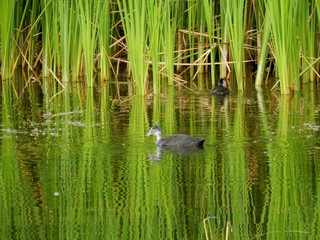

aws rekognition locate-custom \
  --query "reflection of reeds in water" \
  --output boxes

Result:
[203,217,233,240]
[265,95,314,238]
[1,82,42,239]
[203,92,319,239]
[2,79,320,238]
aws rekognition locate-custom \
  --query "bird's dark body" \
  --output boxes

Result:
[211,79,229,96]
[211,86,229,96]
[146,126,205,148]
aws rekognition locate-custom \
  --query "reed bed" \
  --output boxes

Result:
[0,0,319,95]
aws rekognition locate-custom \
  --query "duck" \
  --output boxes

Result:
[146,125,205,147]
[211,78,229,96]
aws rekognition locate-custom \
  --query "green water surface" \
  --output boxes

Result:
[1,82,320,239]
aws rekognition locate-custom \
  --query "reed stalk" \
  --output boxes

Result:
[40,0,54,78]
[186,0,197,79]
[117,0,148,95]
[202,0,216,86]
[0,1,16,78]
[163,0,175,86]
[174,1,186,75]
[77,0,101,87]
[51,4,61,75]
[24,1,41,70]
[70,19,82,80]
[255,7,271,87]
[97,1,112,81]
[146,0,162,94]
[58,0,72,83]
[194,6,206,86]
[297,0,317,83]
[218,0,230,80]
[264,0,300,94]
[40,0,61,79]
[225,0,247,91]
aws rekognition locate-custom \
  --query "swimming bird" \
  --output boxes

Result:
[146,125,205,147]
[211,78,229,96]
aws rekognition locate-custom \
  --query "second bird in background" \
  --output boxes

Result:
[211,78,229,96]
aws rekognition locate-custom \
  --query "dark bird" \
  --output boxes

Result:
[146,126,205,147]
[211,78,229,96]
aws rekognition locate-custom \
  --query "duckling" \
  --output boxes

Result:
[211,78,229,96]
[146,126,205,147]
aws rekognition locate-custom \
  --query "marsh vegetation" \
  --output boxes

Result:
[1,2,320,239]
[0,0,319,95]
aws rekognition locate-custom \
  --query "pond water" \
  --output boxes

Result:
[1,81,320,239]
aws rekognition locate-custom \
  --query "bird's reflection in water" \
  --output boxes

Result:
[148,145,204,161]
[149,146,163,161]
[213,95,228,105]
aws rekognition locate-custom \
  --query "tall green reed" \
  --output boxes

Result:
[264,0,300,94]
[162,0,176,86]
[297,0,317,83]
[147,0,178,90]
[225,0,247,91]
[58,0,73,83]
[174,1,186,75]
[186,0,197,79]
[202,0,216,86]
[77,0,101,87]
[196,3,206,77]
[97,1,112,81]
[218,0,230,81]
[255,7,271,87]
[40,0,59,78]
[146,0,163,94]
[0,1,16,78]
[117,0,148,95]
[19,0,41,71]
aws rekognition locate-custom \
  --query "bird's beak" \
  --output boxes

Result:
[146,129,152,137]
